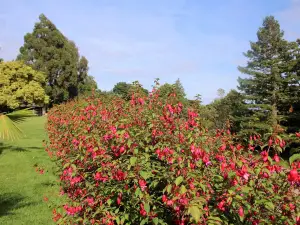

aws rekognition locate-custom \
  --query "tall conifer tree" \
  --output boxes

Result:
[238,16,289,135]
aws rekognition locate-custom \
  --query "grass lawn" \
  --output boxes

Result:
[0,116,61,225]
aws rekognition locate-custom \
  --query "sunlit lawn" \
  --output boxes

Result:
[0,116,61,225]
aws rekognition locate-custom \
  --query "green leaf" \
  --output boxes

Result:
[130,157,137,166]
[0,114,24,140]
[175,176,184,186]
[289,153,300,165]
[188,205,201,222]
[180,185,187,194]
[144,202,150,213]
[140,218,148,225]
[166,184,172,193]
[265,202,275,211]
[140,171,150,180]
[241,186,251,193]
[153,217,159,225]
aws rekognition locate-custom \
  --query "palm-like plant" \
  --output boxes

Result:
[0,109,36,141]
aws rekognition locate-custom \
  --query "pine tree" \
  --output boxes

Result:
[238,16,289,135]
[17,14,93,104]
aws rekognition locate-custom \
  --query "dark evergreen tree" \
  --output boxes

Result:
[17,14,95,104]
[238,16,289,135]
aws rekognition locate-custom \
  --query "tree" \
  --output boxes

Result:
[78,75,98,96]
[0,61,49,111]
[158,79,187,103]
[238,16,289,135]
[210,90,246,133]
[217,88,225,98]
[17,14,90,104]
[112,82,132,100]
[77,56,98,95]
[112,82,148,100]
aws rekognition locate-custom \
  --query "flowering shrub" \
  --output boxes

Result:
[46,86,300,224]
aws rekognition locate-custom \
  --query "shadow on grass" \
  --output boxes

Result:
[0,143,42,154]
[41,181,57,187]
[0,193,36,216]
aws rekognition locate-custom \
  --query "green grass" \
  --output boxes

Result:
[0,116,61,225]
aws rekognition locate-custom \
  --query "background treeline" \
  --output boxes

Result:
[0,15,299,162]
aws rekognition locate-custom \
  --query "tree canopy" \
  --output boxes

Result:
[17,14,96,104]
[0,61,49,111]
[238,16,289,134]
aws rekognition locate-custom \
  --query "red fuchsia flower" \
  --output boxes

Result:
[139,179,147,191]
[248,144,255,151]
[162,195,168,203]
[70,176,82,185]
[64,205,82,215]
[216,154,225,162]
[202,155,211,166]
[139,203,147,216]
[296,132,300,137]
[231,178,238,186]
[217,200,226,211]
[238,165,250,181]
[114,170,126,181]
[39,169,44,174]
[167,104,174,114]
[123,132,130,139]
[94,172,108,182]
[167,199,174,206]
[288,169,298,182]
[280,140,285,148]
[268,139,273,146]
[273,154,280,162]
[52,209,62,222]
[260,151,268,162]
[72,138,80,146]
[43,196,48,202]
[219,144,226,151]
[117,193,122,205]
[269,215,275,221]
[86,197,94,206]
[238,206,244,217]
[220,162,227,172]
[138,98,145,105]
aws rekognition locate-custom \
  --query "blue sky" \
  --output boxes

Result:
[1,0,300,103]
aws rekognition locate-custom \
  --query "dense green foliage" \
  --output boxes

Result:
[0,61,49,110]
[17,14,96,104]
[113,81,148,100]
[238,16,299,135]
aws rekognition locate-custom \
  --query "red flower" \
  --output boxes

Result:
[117,193,122,205]
[140,203,147,216]
[219,144,226,151]
[162,195,167,203]
[238,206,244,217]
[273,154,280,162]
[139,179,147,191]
[296,132,300,137]
[86,197,94,206]
[217,200,226,211]
[268,139,273,146]
[94,172,108,182]
[288,169,298,182]
[260,151,268,162]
